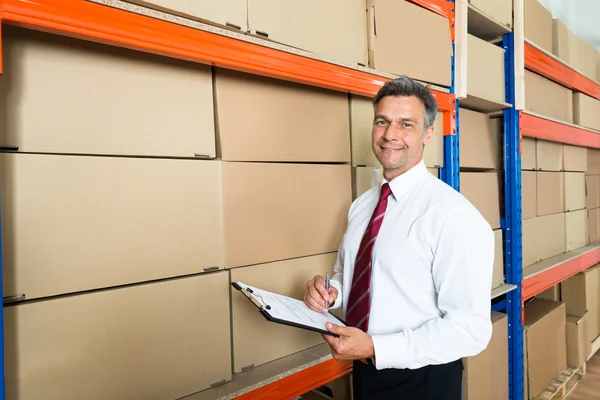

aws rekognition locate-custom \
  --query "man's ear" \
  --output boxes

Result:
[423,125,435,146]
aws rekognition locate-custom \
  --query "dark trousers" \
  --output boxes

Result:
[352,359,463,400]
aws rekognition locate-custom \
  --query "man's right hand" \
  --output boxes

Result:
[304,275,338,313]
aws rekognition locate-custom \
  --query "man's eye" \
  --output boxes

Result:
[403,123,413,128]
[375,120,387,126]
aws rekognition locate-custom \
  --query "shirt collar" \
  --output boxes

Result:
[380,159,428,200]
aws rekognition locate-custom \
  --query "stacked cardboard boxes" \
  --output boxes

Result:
[587,149,600,242]
[0,26,233,399]
[525,0,600,128]
[214,68,353,372]
[0,25,355,398]
[458,109,505,289]
[522,139,587,268]
[552,18,599,84]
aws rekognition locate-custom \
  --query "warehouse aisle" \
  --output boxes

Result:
[568,352,600,399]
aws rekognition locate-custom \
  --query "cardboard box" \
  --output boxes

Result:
[248,0,367,66]
[222,162,351,268]
[459,109,503,169]
[588,149,600,174]
[467,34,506,106]
[469,0,512,28]
[564,172,586,212]
[0,26,216,158]
[525,70,574,124]
[522,171,537,219]
[492,229,505,288]
[523,299,567,400]
[562,265,600,345]
[536,139,563,171]
[522,217,538,267]
[462,340,492,400]
[538,285,561,301]
[367,0,452,86]
[491,312,509,400]
[589,208,600,243]
[230,253,336,372]
[574,92,600,132]
[0,154,225,300]
[134,0,246,29]
[522,137,537,171]
[353,166,380,199]
[524,0,553,53]
[350,95,444,168]
[536,172,564,216]
[563,144,587,172]
[552,18,597,80]
[566,210,587,252]
[460,172,501,229]
[462,312,508,400]
[5,271,232,400]
[522,213,566,266]
[587,175,600,209]
[575,38,598,82]
[428,168,440,178]
[566,310,592,368]
[214,69,350,162]
[552,18,578,68]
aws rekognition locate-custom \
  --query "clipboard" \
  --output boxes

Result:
[231,281,347,337]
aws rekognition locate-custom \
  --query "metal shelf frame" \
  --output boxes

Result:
[0,1,538,399]
[503,31,525,400]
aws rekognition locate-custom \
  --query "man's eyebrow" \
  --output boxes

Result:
[374,114,418,123]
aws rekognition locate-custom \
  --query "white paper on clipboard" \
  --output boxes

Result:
[232,281,346,335]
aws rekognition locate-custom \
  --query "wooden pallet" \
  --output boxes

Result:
[535,364,586,400]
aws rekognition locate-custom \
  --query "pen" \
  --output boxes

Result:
[325,273,330,309]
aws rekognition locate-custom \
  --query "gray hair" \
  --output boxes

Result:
[373,76,438,130]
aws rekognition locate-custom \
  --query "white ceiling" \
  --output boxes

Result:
[538,0,600,51]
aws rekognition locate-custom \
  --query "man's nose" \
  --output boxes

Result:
[383,124,401,140]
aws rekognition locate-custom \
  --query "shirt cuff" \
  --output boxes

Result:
[329,280,343,310]
[371,332,410,370]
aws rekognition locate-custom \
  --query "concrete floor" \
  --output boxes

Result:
[567,352,600,400]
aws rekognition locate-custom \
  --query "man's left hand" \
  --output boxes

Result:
[322,322,375,362]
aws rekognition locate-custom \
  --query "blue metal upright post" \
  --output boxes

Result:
[503,32,525,400]
[440,0,459,191]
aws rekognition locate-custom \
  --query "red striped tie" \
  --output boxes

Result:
[346,183,393,332]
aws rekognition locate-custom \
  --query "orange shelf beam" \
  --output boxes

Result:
[234,359,352,400]
[0,0,455,111]
[409,0,455,20]
[524,42,600,101]
[522,246,600,302]
[520,112,600,149]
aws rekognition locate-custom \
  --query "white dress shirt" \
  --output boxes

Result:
[330,159,494,370]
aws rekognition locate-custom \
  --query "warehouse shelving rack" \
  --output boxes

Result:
[518,38,600,303]
[517,37,600,363]
[0,0,534,399]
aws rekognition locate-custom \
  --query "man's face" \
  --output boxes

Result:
[371,95,434,180]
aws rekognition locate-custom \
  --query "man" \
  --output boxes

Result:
[304,76,494,400]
